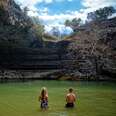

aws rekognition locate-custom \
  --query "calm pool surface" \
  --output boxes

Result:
[0,80,116,116]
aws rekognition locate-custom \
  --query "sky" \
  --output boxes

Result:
[15,0,116,34]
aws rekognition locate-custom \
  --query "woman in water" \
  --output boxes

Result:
[39,87,48,110]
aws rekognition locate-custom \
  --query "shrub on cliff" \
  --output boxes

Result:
[87,6,116,21]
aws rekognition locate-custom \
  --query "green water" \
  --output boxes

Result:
[0,81,116,116]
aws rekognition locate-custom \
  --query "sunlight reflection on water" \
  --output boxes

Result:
[48,112,68,116]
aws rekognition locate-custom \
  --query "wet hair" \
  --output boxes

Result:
[69,88,73,93]
[41,87,47,99]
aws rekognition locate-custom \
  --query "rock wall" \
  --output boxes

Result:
[0,0,116,81]
[0,0,43,48]
[0,0,31,27]
[65,18,116,80]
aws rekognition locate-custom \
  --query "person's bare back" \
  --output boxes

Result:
[65,88,76,108]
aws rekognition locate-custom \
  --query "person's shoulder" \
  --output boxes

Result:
[46,94,48,97]
[72,93,76,97]
[66,93,70,96]
[67,93,75,96]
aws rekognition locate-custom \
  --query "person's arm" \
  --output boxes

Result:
[66,94,68,102]
[46,94,48,101]
[38,96,41,101]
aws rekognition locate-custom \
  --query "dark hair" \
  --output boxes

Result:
[41,87,47,100]
[69,88,73,92]
[41,89,45,99]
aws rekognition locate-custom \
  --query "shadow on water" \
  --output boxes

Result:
[0,78,31,83]
[0,78,116,88]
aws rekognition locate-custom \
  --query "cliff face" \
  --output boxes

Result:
[65,17,116,80]
[0,0,116,80]
[0,0,42,48]
[0,0,69,78]
[0,0,31,27]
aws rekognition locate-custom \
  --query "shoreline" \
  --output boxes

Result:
[0,69,116,82]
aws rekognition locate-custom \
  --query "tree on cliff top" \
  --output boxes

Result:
[64,18,82,32]
[87,6,116,21]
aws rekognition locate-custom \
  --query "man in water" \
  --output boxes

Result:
[65,88,76,108]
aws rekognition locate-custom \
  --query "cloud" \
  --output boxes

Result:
[78,0,116,23]
[39,11,87,25]
[82,0,116,8]
[108,13,116,19]
[15,0,116,33]
[15,0,66,7]
[15,0,67,16]
[45,24,73,35]
[38,10,87,34]
[81,0,116,14]
[15,0,116,18]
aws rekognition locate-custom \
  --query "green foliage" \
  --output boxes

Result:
[31,16,42,25]
[71,18,81,27]
[31,16,45,39]
[64,19,71,26]
[33,24,45,39]
[64,31,78,40]
[23,7,29,15]
[43,33,58,41]
[64,18,82,31]
[31,17,60,41]
[87,6,116,21]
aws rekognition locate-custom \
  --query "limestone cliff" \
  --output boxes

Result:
[0,0,42,48]
[0,0,116,81]
[65,17,116,80]
[0,0,31,27]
